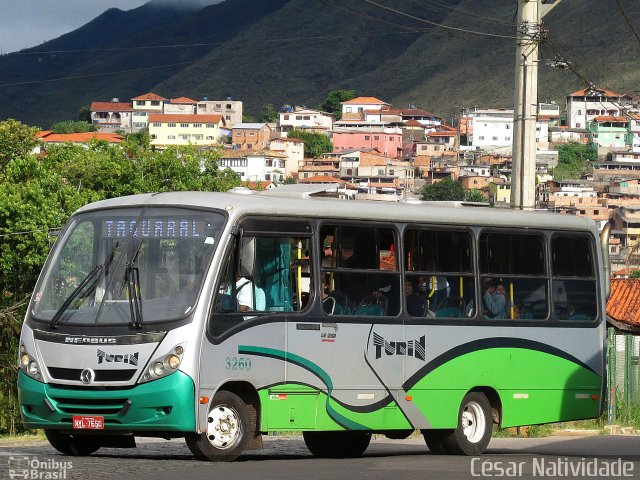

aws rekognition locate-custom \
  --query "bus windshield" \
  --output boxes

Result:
[31,207,226,326]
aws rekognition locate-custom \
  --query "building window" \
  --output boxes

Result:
[151,101,160,106]
[168,135,176,139]
[265,174,271,180]
[153,122,161,127]
[227,104,232,109]
[303,116,310,120]
[478,136,485,140]
[135,101,145,106]
[216,104,221,108]
[296,116,302,120]
[378,169,384,175]
[266,160,273,167]
[279,160,286,168]
[194,123,202,128]
[194,134,203,140]
[247,144,253,149]
[168,123,176,127]
[492,136,498,141]
[365,136,370,140]
[250,132,255,137]
[347,168,353,175]
[505,124,511,129]
[283,115,289,120]
[180,123,189,128]
[505,137,511,141]
[206,124,215,128]
[236,132,242,136]
[151,134,157,139]
[226,115,231,121]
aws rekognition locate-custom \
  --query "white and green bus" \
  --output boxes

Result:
[18,188,610,460]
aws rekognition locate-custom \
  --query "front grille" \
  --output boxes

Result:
[48,367,137,382]
[50,395,128,415]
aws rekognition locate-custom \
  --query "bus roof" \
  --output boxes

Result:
[75,189,597,233]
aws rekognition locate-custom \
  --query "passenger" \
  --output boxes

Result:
[236,274,266,313]
[405,279,427,317]
[483,278,506,319]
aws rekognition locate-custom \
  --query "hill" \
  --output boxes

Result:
[0,0,638,128]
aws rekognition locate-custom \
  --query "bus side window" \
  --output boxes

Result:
[552,235,597,321]
[404,228,474,319]
[479,232,548,320]
[320,224,400,316]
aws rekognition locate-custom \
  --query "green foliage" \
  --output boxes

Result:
[287,128,333,158]
[0,120,40,172]
[0,119,241,434]
[553,143,597,180]
[51,120,98,134]
[77,105,91,123]
[465,188,486,202]
[629,270,640,279]
[319,89,356,120]
[284,176,297,184]
[257,104,278,123]
[419,177,465,201]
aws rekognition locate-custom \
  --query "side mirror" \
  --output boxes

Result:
[238,237,256,278]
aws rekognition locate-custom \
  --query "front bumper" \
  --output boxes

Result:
[18,370,195,432]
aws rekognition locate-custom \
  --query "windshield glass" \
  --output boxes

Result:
[31,207,226,326]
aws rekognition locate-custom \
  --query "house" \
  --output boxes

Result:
[148,114,224,147]
[415,130,457,157]
[341,97,390,119]
[197,99,243,127]
[132,93,166,131]
[594,151,640,181]
[331,127,403,158]
[549,126,590,145]
[489,181,511,206]
[269,137,304,178]
[279,107,334,132]
[298,158,341,180]
[589,116,629,157]
[241,181,276,191]
[90,99,133,133]
[217,149,287,183]
[470,109,514,149]
[566,88,626,129]
[232,123,272,150]
[35,131,124,153]
[356,151,415,191]
[628,113,640,152]
[163,97,197,115]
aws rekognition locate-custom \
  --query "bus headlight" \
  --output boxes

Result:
[18,344,42,381]
[140,343,185,384]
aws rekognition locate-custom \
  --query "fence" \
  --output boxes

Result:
[606,327,640,425]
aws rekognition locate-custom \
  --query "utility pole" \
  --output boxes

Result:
[511,0,562,210]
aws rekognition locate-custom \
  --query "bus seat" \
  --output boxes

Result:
[354,294,387,316]
[435,297,465,318]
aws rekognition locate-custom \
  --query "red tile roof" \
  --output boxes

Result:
[593,116,627,123]
[404,119,424,127]
[400,108,441,118]
[607,279,640,327]
[428,131,457,137]
[148,114,223,123]
[342,96,389,105]
[90,101,133,112]
[568,88,624,98]
[271,137,305,144]
[132,93,166,101]
[241,181,274,190]
[39,132,124,144]
[170,97,197,104]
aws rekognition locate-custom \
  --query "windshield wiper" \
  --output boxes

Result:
[49,242,119,329]
[121,240,144,329]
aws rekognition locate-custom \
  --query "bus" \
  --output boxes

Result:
[17,187,611,460]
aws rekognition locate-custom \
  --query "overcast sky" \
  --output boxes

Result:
[0,0,219,54]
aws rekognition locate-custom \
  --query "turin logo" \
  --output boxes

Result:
[373,332,425,361]
[97,349,139,365]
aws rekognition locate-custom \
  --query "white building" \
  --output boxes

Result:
[217,150,288,183]
[566,88,625,129]
[630,113,640,152]
[279,107,334,132]
[341,96,390,117]
[90,100,133,133]
[131,93,166,131]
[163,97,197,115]
[471,109,514,149]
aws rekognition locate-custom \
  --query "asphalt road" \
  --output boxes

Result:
[2,434,640,480]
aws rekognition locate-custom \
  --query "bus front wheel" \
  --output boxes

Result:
[44,430,100,456]
[186,391,252,462]
[443,392,492,455]
[303,431,371,458]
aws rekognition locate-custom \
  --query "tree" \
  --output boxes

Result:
[419,177,465,201]
[320,89,356,120]
[257,104,278,123]
[629,270,640,279]
[51,120,97,134]
[0,119,39,172]
[78,105,91,123]
[553,143,597,180]
[465,189,486,202]
[287,128,332,158]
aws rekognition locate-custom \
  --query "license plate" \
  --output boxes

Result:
[72,415,104,429]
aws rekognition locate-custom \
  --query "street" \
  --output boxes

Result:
[2,434,640,480]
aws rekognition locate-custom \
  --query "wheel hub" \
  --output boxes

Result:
[461,401,486,444]
[207,405,241,449]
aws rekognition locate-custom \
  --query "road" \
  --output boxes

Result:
[2,434,640,480]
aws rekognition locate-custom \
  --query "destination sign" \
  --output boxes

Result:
[102,218,206,239]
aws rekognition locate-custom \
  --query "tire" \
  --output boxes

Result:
[303,431,371,458]
[443,392,493,455]
[421,429,452,454]
[44,430,100,456]
[185,391,253,462]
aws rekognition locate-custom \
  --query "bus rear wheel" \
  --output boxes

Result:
[186,391,252,462]
[443,392,492,455]
[44,430,100,456]
[303,431,371,458]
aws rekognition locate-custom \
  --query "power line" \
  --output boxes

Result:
[358,0,519,39]
[612,0,640,47]
[402,0,516,28]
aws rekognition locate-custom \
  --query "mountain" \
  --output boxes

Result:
[0,0,638,128]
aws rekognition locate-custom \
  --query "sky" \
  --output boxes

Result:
[0,0,219,54]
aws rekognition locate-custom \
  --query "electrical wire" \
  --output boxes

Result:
[400,0,517,28]
[612,0,640,47]
[358,0,519,39]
